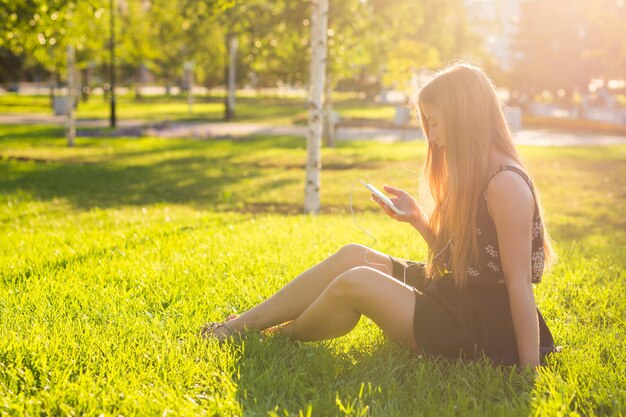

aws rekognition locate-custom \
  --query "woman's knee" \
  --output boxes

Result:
[333,243,373,269]
[334,243,392,274]
[327,266,378,300]
[335,243,367,259]
[334,243,392,268]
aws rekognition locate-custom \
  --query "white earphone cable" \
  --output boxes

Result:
[349,179,451,285]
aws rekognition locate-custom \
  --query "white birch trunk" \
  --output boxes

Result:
[67,45,76,147]
[304,0,329,214]
[323,74,335,148]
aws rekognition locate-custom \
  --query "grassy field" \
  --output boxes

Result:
[0,93,396,124]
[0,124,624,416]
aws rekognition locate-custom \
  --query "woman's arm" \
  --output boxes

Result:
[371,185,434,247]
[409,214,435,248]
[487,172,541,368]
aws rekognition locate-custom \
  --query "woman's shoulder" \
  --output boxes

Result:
[486,161,528,183]
[485,168,535,219]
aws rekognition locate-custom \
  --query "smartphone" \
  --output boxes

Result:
[359,180,406,216]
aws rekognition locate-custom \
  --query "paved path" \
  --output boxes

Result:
[1,113,625,146]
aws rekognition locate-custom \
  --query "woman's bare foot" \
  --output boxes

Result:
[202,313,291,341]
[200,314,241,341]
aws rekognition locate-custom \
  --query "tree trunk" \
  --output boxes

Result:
[323,74,335,148]
[67,45,76,147]
[81,68,91,102]
[224,34,238,120]
[134,64,145,101]
[304,0,329,215]
[185,61,194,114]
[165,68,172,96]
[49,70,56,109]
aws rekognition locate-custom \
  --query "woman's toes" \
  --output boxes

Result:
[201,321,237,341]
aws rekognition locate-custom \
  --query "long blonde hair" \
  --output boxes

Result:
[416,63,554,287]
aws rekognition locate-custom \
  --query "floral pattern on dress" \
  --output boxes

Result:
[461,165,547,286]
[531,250,545,283]
[485,244,499,258]
[467,266,480,277]
[532,218,543,240]
[487,261,500,272]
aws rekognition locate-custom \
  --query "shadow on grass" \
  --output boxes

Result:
[0,132,362,214]
[0,119,402,215]
[232,335,535,416]
[0,156,250,209]
[0,125,65,140]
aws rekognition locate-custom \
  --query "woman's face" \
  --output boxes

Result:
[421,102,446,149]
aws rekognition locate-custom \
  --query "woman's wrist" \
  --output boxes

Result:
[409,214,428,233]
[409,215,432,242]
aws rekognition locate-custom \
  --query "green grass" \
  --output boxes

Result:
[0,93,396,124]
[0,94,52,114]
[0,124,624,416]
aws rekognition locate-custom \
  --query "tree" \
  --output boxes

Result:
[117,0,155,100]
[235,1,309,87]
[218,1,280,118]
[0,47,25,87]
[368,0,476,93]
[140,0,232,95]
[304,0,328,215]
[0,0,108,102]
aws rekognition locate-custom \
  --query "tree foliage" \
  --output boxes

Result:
[1,0,107,77]
[4,0,623,96]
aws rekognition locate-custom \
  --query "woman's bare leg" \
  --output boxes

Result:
[276,266,418,350]
[222,244,393,333]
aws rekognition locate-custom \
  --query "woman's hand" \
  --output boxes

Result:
[371,185,428,227]
[371,185,433,247]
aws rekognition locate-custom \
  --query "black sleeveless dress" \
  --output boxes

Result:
[389,165,557,365]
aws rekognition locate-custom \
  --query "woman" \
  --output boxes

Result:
[202,63,559,368]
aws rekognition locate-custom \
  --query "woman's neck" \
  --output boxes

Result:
[488,149,520,174]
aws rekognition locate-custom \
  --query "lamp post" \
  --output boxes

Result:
[109,0,117,128]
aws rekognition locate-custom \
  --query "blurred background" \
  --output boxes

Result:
[1,0,625,131]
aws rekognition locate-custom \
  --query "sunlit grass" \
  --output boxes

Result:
[0,124,624,416]
[0,94,51,114]
[0,93,396,124]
